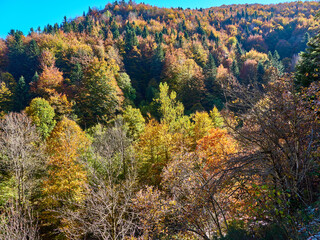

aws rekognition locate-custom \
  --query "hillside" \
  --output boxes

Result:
[0,1,319,239]
[0,1,319,120]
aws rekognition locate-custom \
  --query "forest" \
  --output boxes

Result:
[0,0,319,239]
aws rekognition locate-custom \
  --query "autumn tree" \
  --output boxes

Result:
[34,65,64,98]
[40,117,89,238]
[163,49,205,110]
[60,121,138,239]
[163,128,237,238]
[0,72,16,114]
[223,77,320,229]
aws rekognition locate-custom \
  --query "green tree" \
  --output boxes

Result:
[210,106,224,128]
[70,63,83,87]
[157,82,184,132]
[25,97,56,139]
[257,61,265,83]
[75,59,121,127]
[111,21,120,39]
[116,72,136,106]
[295,28,320,86]
[142,26,149,38]
[125,23,138,52]
[123,105,145,140]
[231,59,240,78]
[151,44,165,82]
[205,54,217,84]
[13,76,29,111]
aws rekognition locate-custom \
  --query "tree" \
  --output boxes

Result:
[48,94,73,121]
[111,21,120,39]
[13,76,29,112]
[0,112,43,207]
[0,72,16,114]
[116,72,136,106]
[24,39,40,80]
[163,50,205,110]
[0,113,43,240]
[69,63,83,87]
[257,61,265,83]
[125,25,138,52]
[239,59,258,85]
[157,128,238,239]
[151,44,165,82]
[223,77,320,224]
[41,117,89,238]
[132,186,174,239]
[204,54,217,85]
[142,26,149,38]
[35,65,64,98]
[75,58,122,127]
[0,82,13,115]
[157,82,184,131]
[137,119,172,186]
[43,117,89,205]
[7,32,40,83]
[25,97,56,139]
[295,28,320,87]
[123,105,145,140]
[210,106,224,128]
[231,59,240,78]
[60,122,138,239]
[203,54,224,110]
[0,204,40,240]
[268,50,284,76]
[191,111,214,148]
[7,31,25,81]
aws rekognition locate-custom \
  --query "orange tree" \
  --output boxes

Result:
[40,117,90,238]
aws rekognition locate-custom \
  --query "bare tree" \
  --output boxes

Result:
[223,77,320,211]
[0,201,39,240]
[60,120,138,240]
[0,112,43,239]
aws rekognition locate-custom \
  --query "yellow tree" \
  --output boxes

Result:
[41,117,90,237]
[159,128,239,238]
[191,111,214,148]
[136,119,172,187]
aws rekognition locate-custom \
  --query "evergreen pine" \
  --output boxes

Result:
[13,76,29,111]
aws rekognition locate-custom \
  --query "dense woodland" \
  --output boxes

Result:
[0,0,319,239]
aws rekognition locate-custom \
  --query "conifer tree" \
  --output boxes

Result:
[142,26,149,38]
[257,61,265,83]
[231,59,240,78]
[111,21,120,39]
[296,26,320,86]
[13,76,29,111]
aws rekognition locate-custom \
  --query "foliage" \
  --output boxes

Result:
[0,2,319,239]
[75,58,122,128]
[295,28,320,86]
[122,105,145,140]
[26,97,56,139]
[40,117,89,238]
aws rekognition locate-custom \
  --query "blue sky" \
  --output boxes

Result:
[0,0,298,39]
